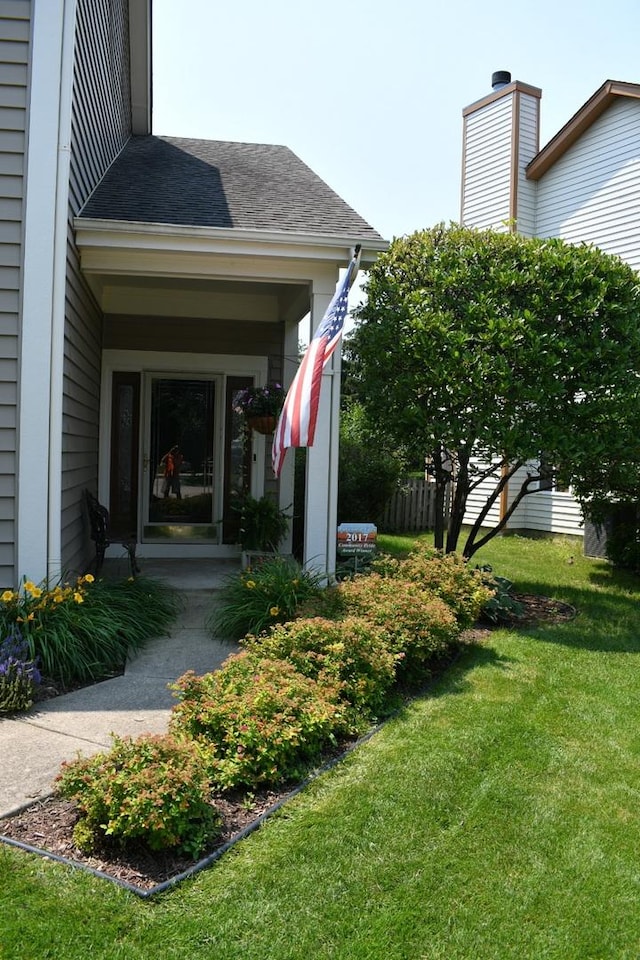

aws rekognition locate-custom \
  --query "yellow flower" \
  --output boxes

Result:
[27,612,34,621]
[54,594,64,603]
[74,592,84,604]
[269,606,280,617]
[24,581,42,598]
[245,580,256,589]
[82,573,95,584]
[1,589,15,602]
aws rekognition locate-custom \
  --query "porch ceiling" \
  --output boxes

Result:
[73,218,385,324]
[98,274,308,323]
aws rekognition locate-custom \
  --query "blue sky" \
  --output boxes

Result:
[152,0,640,244]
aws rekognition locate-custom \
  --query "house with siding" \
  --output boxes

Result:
[460,72,640,539]
[0,0,385,589]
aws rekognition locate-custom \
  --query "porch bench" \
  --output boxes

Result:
[83,489,139,577]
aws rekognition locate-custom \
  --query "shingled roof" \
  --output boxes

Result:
[79,135,384,241]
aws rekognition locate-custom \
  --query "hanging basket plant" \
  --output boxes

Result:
[246,415,277,435]
[235,384,285,435]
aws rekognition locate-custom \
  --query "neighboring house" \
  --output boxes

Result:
[0,0,385,589]
[460,72,640,538]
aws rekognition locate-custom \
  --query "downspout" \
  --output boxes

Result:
[47,0,77,580]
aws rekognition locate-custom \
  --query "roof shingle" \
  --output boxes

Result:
[79,135,384,241]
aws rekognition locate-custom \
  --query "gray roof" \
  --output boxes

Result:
[79,135,384,241]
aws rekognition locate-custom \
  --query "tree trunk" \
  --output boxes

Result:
[446,447,470,553]
[431,444,446,550]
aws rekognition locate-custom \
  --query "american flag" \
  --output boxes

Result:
[272,249,360,477]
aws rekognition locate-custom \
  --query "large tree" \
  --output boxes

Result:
[347,224,640,558]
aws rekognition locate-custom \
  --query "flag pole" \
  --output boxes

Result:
[271,246,362,478]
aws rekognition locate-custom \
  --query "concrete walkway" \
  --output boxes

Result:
[0,560,240,818]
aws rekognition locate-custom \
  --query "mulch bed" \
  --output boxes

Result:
[508,594,576,624]
[0,787,294,893]
[0,594,576,894]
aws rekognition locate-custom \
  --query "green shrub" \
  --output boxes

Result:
[604,503,640,572]
[337,401,403,525]
[475,566,524,622]
[236,494,290,551]
[0,575,181,685]
[243,616,400,725]
[56,733,220,858]
[208,557,324,640]
[170,653,345,791]
[375,545,493,629]
[336,574,460,684]
[0,627,41,714]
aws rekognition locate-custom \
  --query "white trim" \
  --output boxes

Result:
[100,350,268,558]
[128,0,151,135]
[74,217,386,265]
[17,0,75,583]
[48,0,76,583]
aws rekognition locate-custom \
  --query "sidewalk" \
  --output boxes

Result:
[0,560,239,818]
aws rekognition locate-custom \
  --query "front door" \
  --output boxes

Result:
[108,367,256,555]
[143,376,218,541]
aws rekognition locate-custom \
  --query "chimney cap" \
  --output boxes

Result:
[491,70,512,91]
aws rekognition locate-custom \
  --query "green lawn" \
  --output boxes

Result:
[2,534,640,959]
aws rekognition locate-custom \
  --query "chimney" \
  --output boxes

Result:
[461,74,541,237]
[491,71,512,92]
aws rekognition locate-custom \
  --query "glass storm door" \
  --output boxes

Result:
[143,377,217,541]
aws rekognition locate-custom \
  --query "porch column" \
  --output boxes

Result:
[304,271,340,578]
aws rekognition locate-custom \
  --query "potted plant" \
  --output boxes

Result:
[235,383,285,434]
[236,495,290,566]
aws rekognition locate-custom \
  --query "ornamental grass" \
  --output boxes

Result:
[0,574,181,685]
[208,556,324,640]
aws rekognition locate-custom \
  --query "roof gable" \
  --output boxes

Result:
[527,80,640,181]
[79,135,384,242]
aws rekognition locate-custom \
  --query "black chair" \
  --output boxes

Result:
[83,489,139,576]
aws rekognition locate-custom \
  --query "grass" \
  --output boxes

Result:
[2,534,640,958]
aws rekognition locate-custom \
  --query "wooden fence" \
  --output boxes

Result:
[380,477,445,533]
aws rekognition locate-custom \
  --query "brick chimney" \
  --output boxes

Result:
[461,72,542,236]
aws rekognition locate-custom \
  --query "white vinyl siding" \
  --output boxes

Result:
[535,98,640,270]
[514,92,538,237]
[462,459,585,537]
[462,96,514,232]
[63,0,132,573]
[0,0,29,587]
[462,476,501,529]
[510,489,584,537]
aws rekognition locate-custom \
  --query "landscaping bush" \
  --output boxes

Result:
[243,616,400,725]
[604,503,640,573]
[337,401,403,525]
[208,557,324,640]
[0,627,41,714]
[374,545,493,629]
[336,574,460,684]
[56,733,221,858]
[474,565,524,623]
[0,575,181,685]
[170,653,345,791]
